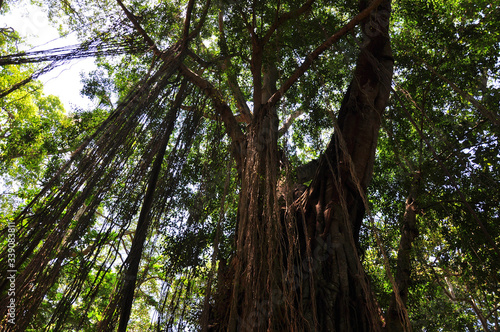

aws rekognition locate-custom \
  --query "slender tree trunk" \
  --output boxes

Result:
[386,171,421,332]
[116,82,187,332]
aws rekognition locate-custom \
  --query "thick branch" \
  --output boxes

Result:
[278,109,304,136]
[179,63,246,170]
[182,0,196,46]
[188,0,212,40]
[268,0,384,107]
[250,32,263,111]
[234,5,263,112]
[218,11,252,124]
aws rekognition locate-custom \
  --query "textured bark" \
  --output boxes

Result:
[213,1,393,331]
[226,102,282,331]
[292,2,393,329]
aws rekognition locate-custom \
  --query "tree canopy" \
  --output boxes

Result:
[0,0,499,331]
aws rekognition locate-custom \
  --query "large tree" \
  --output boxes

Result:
[1,0,498,331]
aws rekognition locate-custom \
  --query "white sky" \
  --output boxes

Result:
[2,0,95,111]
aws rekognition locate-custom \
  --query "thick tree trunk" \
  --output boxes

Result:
[226,102,282,331]
[214,1,393,331]
[292,2,393,329]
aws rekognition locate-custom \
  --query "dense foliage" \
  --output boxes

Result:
[0,0,498,331]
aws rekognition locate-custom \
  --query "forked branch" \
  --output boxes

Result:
[218,11,252,124]
[278,109,304,136]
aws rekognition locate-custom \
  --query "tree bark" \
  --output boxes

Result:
[386,171,421,332]
[292,2,394,329]
[214,1,394,331]
[226,102,282,331]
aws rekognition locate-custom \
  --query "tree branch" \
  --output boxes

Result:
[182,0,196,47]
[278,109,304,136]
[394,86,500,258]
[178,63,246,171]
[262,0,316,45]
[116,0,161,56]
[236,5,263,111]
[238,6,257,41]
[187,0,212,40]
[485,303,500,321]
[268,0,384,107]
[418,57,500,128]
[218,11,252,124]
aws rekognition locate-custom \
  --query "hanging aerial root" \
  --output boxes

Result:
[0,46,186,330]
[0,36,148,99]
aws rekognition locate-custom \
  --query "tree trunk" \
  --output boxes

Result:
[213,1,393,331]
[386,171,421,332]
[226,101,283,331]
[292,2,394,328]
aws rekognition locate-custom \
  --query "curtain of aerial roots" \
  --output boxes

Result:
[0,35,148,99]
[97,80,203,332]
[0,56,183,330]
[125,96,203,332]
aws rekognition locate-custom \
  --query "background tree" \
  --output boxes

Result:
[0,0,498,331]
